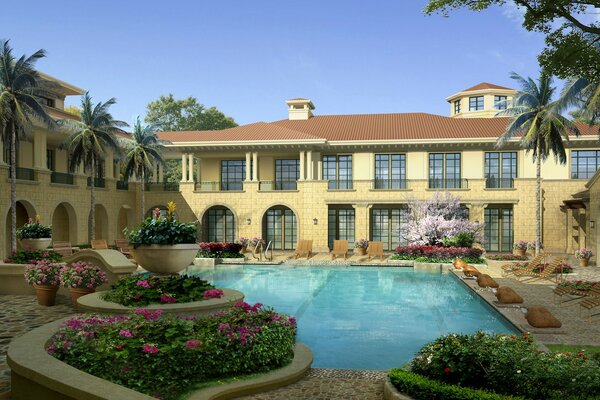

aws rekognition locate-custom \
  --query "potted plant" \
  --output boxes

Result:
[513,240,528,256]
[237,237,250,253]
[575,248,594,267]
[24,259,62,306]
[16,215,52,250]
[355,239,368,255]
[527,240,544,256]
[60,261,108,305]
[127,201,199,274]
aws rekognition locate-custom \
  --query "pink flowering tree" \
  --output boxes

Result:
[403,192,482,246]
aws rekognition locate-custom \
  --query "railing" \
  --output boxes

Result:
[372,179,408,190]
[221,181,244,191]
[428,178,468,189]
[195,181,221,192]
[259,180,298,191]
[327,180,353,190]
[485,177,514,189]
[87,177,105,188]
[51,172,74,185]
[116,180,129,190]
[15,167,35,181]
[145,182,180,192]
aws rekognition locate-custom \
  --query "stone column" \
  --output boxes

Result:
[306,150,313,180]
[158,163,164,182]
[252,152,258,182]
[299,151,305,181]
[188,154,194,182]
[105,152,114,179]
[196,157,201,183]
[245,152,252,181]
[181,154,187,182]
[0,140,4,165]
[33,130,47,169]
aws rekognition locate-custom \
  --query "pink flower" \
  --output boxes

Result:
[134,308,163,320]
[119,329,133,338]
[136,280,151,289]
[203,289,224,299]
[142,344,159,354]
[185,339,201,349]
[159,294,177,303]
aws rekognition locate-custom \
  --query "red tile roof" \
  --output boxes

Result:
[462,82,515,92]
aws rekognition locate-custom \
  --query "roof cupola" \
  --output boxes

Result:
[285,98,315,120]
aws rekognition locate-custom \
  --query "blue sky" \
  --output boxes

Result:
[2,1,548,126]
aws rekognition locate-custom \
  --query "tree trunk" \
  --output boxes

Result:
[140,169,145,222]
[10,121,17,254]
[90,162,96,241]
[536,155,541,254]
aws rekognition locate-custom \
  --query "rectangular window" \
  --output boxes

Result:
[41,97,55,108]
[428,153,461,188]
[469,96,484,111]
[275,159,299,190]
[221,160,245,191]
[572,150,600,179]
[485,152,517,188]
[454,100,461,114]
[323,155,353,189]
[484,206,513,252]
[328,207,355,249]
[46,149,55,171]
[374,154,406,189]
[494,95,508,110]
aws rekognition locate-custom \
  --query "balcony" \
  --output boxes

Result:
[15,167,35,181]
[195,181,221,192]
[116,180,129,190]
[145,182,180,192]
[51,172,74,185]
[259,180,297,191]
[327,180,353,190]
[87,177,106,188]
[372,179,408,190]
[485,177,514,189]
[428,178,468,189]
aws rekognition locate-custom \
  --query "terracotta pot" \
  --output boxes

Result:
[130,244,199,274]
[515,249,526,256]
[579,258,590,267]
[33,284,59,306]
[69,287,95,305]
[241,245,247,253]
[20,238,52,250]
[356,247,366,256]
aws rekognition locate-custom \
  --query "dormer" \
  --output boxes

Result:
[286,98,315,120]
[446,82,516,118]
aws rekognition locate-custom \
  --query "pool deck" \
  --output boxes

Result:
[1,254,599,399]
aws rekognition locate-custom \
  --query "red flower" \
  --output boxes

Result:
[444,367,452,375]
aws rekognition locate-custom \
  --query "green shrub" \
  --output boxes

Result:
[3,249,62,264]
[16,218,52,239]
[388,369,523,400]
[442,232,475,248]
[127,217,197,249]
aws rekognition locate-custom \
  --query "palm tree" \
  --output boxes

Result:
[558,77,600,126]
[60,93,127,241]
[496,71,580,254]
[122,116,166,221]
[0,40,56,253]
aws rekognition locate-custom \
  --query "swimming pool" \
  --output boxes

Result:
[190,265,518,370]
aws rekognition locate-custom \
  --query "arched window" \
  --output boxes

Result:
[203,206,235,243]
[263,206,297,250]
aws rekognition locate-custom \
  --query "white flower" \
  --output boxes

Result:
[427,355,433,364]
[517,370,521,374]
[572,378,576,382]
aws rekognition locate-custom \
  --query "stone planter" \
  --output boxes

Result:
[579,258,590,267]
[515,249,526,256]
[20,237,52,250]
[130,243,199,274]
[33,284,59,306]
[241,245,247,253]
[69,287,95,305]
[356,247,366,256]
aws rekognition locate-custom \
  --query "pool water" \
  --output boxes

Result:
[191,265,518,370]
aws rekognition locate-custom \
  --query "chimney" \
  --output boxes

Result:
[285,98,315,120]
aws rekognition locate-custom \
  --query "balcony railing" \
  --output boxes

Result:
[485,177,514,189]
[15,167,35,181]
[428,178,468,189]
[259,180,298,191]
[372,179,408,190]
[220,181,244,191]
[145,182,180,192]
[116,180,129,190]
[327,180,353,190]
[51,172,74,185]
[195,181,221,191]
[87,177,105,188]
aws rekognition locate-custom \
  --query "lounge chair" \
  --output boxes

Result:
[293,240,313,259]
[367,241,385,261]
[501,254,545,277]
[52,241,74,257]
[554,285,590,306]
[114,239,132,258]
[578,288,600,322]
[331,240,348,260]
[513,257,566,283]
[91,239,108,250]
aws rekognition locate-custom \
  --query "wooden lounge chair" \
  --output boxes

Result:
[52,241,74,257]
[501,253,545,277]
[554,285,590,306]
[91,239,108,250]
[513,257,566,283]
[367,241,385,261]
[293,240,313,259]
[579,288,600,322]
[114,239,132,258]
[331,240,349,260]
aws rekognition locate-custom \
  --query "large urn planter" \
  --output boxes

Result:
[33,284,59,306]
[20,237,52,250]
[130,243,199,274]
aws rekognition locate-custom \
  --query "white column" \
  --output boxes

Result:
[188,154,194,182]
[306,150,313,180]
[196,157,201,183]
[317,152,322,180]
[105,152,114,178]
[299,151,305,181]
[245,152,252,181]
[158,163,164,182]
[181,154,187,182]
[252,152,258,182]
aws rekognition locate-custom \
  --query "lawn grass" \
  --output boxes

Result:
[546,344,600,354]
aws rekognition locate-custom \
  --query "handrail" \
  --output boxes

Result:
[264,240,273,261]
[252,242,262,261]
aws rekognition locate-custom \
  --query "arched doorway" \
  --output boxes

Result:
[263,205,297,250]
[202,206,235,243]
[5,200,36,255]
[89,204,109,241]
[51,202,77,243]
[117,206,134,238]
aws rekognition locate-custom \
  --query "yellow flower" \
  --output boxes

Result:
[35,215,41,224]
[167,201,176,221]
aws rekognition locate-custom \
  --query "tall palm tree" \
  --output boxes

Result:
[60,93,127,241]
[0,40,56,253]
[496,71,580,253]
[122,116,166,221]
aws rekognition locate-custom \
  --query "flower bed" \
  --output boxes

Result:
[197,242,245,259]
[3,249,62,264]
[48,302,296,400]
[391,245,484,264]
[485,253,528,261]
[101,275,222,306]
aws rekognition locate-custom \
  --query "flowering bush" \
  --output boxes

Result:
[513,241,528,251]
[237,237,250,246]
[249,237,266,247]
[101,275,221,306]
[575,248,594,260]
[197,242,244,258]
[16,215,52,239]
[410,331,600,399]
[557,280,600,291]
[60,261,108,289]
[24,260,62,286]
[3,249,62,264]
[48,302,296,400]
[392,245,484,264]
[354,239,368,249]
[527,240,544,250]
[485,253,528,261]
